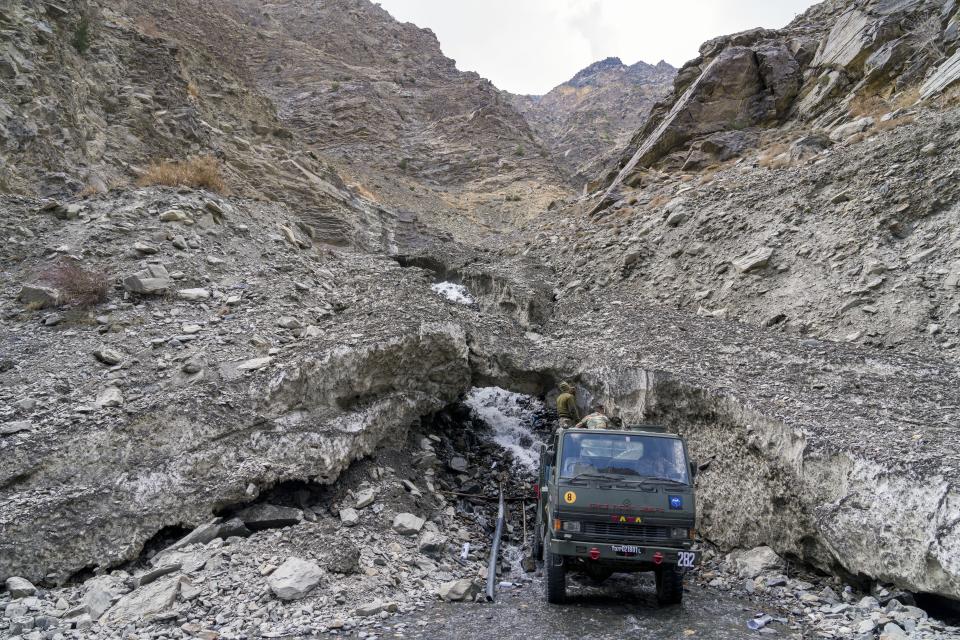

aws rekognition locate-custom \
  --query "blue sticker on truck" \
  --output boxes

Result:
[669,495,683,510]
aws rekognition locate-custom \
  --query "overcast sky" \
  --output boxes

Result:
[375,0,818,95]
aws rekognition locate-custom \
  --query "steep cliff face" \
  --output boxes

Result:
[513,57,675,185]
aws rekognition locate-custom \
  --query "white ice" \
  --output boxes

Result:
[431,281,474,305]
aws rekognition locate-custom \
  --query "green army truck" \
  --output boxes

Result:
[533,426,699,605]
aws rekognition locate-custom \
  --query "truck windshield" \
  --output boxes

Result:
[559,432,689,484]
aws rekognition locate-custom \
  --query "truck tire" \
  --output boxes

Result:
[544,533,566,604]
[655,566,684,606]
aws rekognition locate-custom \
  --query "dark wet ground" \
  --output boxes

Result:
[374,573,802,640]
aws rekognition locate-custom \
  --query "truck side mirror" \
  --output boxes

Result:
[689,461,698,479]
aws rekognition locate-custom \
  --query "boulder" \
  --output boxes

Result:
[123,264,171,295]
[325,539,360,574]
[754,43,801,117]
[438,578,480,602]
[418,531,447,557]
[731,546,785,578]
[733,247,774,273]
[392,512,425,535]
[5,577,36,598]
[612,46,775,182]
[354,489,376,509]
[177,288,211,301]
[81,575,121,620]
[830,117,875,142]
[235,503,302,531]
[95,386,124,409]
[102,575,180,624]
[267,557,322,600]
[339,507,359,527]
[18,284,61,308]
[166,518,225,552]
[354,600,384,616]
[93,348,123,366]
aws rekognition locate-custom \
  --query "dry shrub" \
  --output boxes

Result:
[875,115,916,132]
[78,183,104,197]
[187,81,200,99]
[135,16,163,38]
[758,142,790,169]
[849,93,890,118]
[648,193,671,209]
[42,261,110,307]
[138,155,227,193]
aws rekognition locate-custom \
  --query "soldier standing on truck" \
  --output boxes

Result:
[556,382,580,429]
[575,404,613,430]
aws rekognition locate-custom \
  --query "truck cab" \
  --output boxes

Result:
[533,425,699,604]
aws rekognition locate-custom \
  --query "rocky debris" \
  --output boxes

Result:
[392,513,425,536]
[267,557,323,601]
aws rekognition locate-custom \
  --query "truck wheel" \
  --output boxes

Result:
[544,533,566,604]
[655,566,684,606]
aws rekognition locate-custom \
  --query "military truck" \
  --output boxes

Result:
[533,425,699,604]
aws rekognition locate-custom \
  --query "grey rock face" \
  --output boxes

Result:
[267,557,323,600]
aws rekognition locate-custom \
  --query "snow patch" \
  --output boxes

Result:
[464,387,543,472]
[431,281,474,305]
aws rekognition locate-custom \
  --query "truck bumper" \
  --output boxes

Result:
[547,538,699,567]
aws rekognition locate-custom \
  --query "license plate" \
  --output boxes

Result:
[611,545,640,555]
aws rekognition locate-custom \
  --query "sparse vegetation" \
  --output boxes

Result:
[72,15,92,54]
[514,146,525,156]
[505,194,522,202]
[187,81,200,99]
[398,158,408,171]
[331,81,340,92]
[41,261,110,308]
[78,183,105,197]
[138,155,227,193]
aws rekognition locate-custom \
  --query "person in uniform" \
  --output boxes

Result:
[575,404,613,430]
[556,382,580,429]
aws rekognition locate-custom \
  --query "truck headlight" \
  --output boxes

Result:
[670,527,689,538]
[561,521,581,533]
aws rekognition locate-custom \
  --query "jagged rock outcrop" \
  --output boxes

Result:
[602,0,958,189]
[512,57,675,184]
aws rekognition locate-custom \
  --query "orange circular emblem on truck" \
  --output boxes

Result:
[564,491,577,504]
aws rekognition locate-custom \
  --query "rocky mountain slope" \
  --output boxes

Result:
[513,57,675,186]
[2,0,960,638]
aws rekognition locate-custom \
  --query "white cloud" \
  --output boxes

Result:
[375,0,817,94]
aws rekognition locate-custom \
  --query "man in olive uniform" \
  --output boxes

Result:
[556,382,580,429]
[576,404,613,430]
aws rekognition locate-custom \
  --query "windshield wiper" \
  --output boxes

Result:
[566,472,624,482]
[636,476,689,486]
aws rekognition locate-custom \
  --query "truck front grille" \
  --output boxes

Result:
[582,521,671,540]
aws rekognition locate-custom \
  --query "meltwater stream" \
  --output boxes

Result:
[463,387,544,473]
